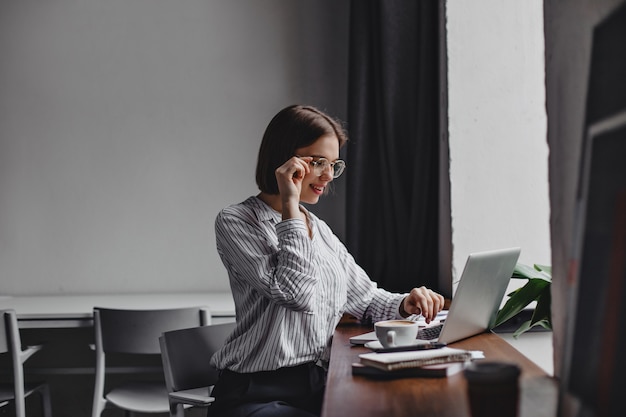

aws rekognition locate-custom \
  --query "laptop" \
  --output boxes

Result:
[350,247,521,345]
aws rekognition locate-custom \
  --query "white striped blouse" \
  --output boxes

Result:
[211,196,406,373]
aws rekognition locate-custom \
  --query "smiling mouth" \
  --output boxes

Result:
[311,184,324,194]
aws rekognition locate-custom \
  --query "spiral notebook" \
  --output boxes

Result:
[358,347,473,372]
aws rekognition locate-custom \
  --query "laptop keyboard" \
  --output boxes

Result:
[416,323,444,340]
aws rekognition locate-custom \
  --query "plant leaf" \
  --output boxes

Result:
[504,287,523,298]
[512,318,551,338]
[511,263,551,281]
[530,289,552,329]
[511,263,537,279]
[512,319,532,338]
[494,278,550,327]
[534,264,552,275]
[497,262,553,337]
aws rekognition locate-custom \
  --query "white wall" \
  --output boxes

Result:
[0,0,550,297]
[447,0,551,288]
[0,0,348,294]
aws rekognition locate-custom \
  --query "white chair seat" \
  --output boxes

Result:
[169,386,215,407]
[160,321,236,417]
[91,306,210,417]
[105,381,170,413]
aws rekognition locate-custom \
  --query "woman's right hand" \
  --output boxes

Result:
[275,156,312,218]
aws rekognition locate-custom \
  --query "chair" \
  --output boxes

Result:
[0,309,52,417]
[159,321,236,417]
[91,306,210,417]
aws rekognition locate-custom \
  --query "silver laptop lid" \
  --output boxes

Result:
[437,247,521,344]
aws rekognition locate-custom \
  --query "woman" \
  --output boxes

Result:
[210,104,444,417]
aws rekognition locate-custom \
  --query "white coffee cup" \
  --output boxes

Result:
[374,319,419,348]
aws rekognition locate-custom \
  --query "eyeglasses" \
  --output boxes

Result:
[299,156,346,178]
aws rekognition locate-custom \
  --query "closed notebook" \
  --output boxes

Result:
[359,347,472,372]
[351,361,466,379]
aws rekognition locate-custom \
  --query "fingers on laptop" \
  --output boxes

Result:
[403,287,444,323]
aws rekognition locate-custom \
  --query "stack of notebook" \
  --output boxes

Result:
[352,347,477,379]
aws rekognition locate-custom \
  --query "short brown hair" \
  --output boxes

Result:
[255,105,348,194]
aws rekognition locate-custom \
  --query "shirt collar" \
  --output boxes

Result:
[247,195,281,223]
[246,195,311,224]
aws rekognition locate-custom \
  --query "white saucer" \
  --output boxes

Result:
[364,340,433,351]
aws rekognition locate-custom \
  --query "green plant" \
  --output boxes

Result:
[494,263,552,338]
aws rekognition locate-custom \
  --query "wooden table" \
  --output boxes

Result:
[321,323,557,417]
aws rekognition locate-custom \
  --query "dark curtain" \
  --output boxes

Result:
[346,0,442,293]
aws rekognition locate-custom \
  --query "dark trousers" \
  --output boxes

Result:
[209,362,327,417]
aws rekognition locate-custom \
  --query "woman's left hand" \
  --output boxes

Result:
[401,286,445,323]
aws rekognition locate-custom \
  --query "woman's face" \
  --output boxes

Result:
[294,134,340,205]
